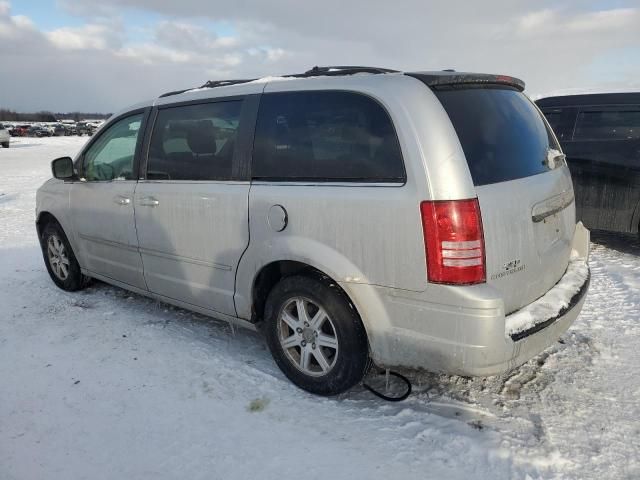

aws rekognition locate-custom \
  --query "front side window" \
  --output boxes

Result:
[83,113,143,181]
[252,91,405,182]
[147,101,242,181]
[574,109,640,141]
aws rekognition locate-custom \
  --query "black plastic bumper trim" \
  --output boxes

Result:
[510,269,590,342]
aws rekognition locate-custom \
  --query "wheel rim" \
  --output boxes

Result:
[47,234,70,281]
[277,296,339,377]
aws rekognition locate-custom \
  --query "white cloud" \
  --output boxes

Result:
[0,0,638,112]
[47,24,121,50]
[0,1,10,16]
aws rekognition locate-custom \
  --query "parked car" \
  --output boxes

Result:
[537,93,640,236]
[36,67,590,395]
[10,125,30,137]
[27,125,52,137]
[75,121,97,136]
[0,123,10,148]
[53,124,67,136]
[65,124,77,136]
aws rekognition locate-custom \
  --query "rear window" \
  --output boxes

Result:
[435,87,557,186]
[574,109,640,141]
[252,91,405,182]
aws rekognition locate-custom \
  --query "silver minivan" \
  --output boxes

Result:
[36,67,590,395]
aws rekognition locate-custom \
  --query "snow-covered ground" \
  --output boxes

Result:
[1,137,639,480]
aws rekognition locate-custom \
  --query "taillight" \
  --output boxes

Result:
[420,199,486,285]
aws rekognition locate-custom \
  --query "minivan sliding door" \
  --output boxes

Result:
[134,96,257,316]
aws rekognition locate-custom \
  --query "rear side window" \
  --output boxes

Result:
[435,88,557,186]
[147,101,242,181]
[574,109,640,141]
[252,91,405,182]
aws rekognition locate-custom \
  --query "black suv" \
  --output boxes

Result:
[537,93,640,236]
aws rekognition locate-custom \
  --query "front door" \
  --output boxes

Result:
[70,112,147,289]
[134,99,252,316]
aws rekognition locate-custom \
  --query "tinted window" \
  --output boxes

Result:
[148,101,242,181]
[83,113,143,181]
[436,88,557,186]
[542,111,562,132]
[574,109,640,141]
[252,91,404,182]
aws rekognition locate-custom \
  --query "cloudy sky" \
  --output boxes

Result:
[1,0,639,113]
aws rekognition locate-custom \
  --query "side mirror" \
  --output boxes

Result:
[51,156,76,180]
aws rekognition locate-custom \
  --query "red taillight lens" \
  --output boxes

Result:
[420,199,486,285]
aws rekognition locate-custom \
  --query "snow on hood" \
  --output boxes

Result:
[505,251,589,337]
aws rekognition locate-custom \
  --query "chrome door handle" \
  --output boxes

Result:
[139,196,160,207]
[114,195,131,206]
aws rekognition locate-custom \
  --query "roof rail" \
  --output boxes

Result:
[199,79,256,89]
[158,65,399,98]
[290,66,399,77]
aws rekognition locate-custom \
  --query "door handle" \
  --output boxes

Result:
[139,196,160,207]
[113,195,131,206]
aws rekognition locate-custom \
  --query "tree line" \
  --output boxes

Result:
[0,109,111,122]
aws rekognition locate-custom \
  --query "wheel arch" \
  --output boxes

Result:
[36,211,62,240]
[251,260,358,324]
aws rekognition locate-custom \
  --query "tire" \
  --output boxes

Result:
[40,221,90,291]
[264,275,369,395]
[1,142,8,148]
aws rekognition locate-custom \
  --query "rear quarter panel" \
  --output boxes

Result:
[234,75,478,319]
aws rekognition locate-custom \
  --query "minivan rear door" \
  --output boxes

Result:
[434,87,576,314]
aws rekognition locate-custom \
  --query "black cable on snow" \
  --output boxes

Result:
[362,370,412,402]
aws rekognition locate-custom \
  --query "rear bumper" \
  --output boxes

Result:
[342,223,591,376]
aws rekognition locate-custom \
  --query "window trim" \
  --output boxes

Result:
[76,107,151,182]
[249,89,407,184]
[140,94,260,182]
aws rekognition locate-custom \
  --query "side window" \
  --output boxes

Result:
[83,114,143,181]
[252,91,405,182]
[574,108,640,141]
[147,101,242,181]
[542,110,562,132]
[541,108,576,142]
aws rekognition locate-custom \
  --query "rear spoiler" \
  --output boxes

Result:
[406,72,525,92]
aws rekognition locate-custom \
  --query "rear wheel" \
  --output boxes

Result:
[40,222,90,291]
[1,142,8,148]
[264,275,369,395]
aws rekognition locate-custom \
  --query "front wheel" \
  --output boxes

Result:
[1,142,8,148]
[40,222,90,291]
[264,275,369,395]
